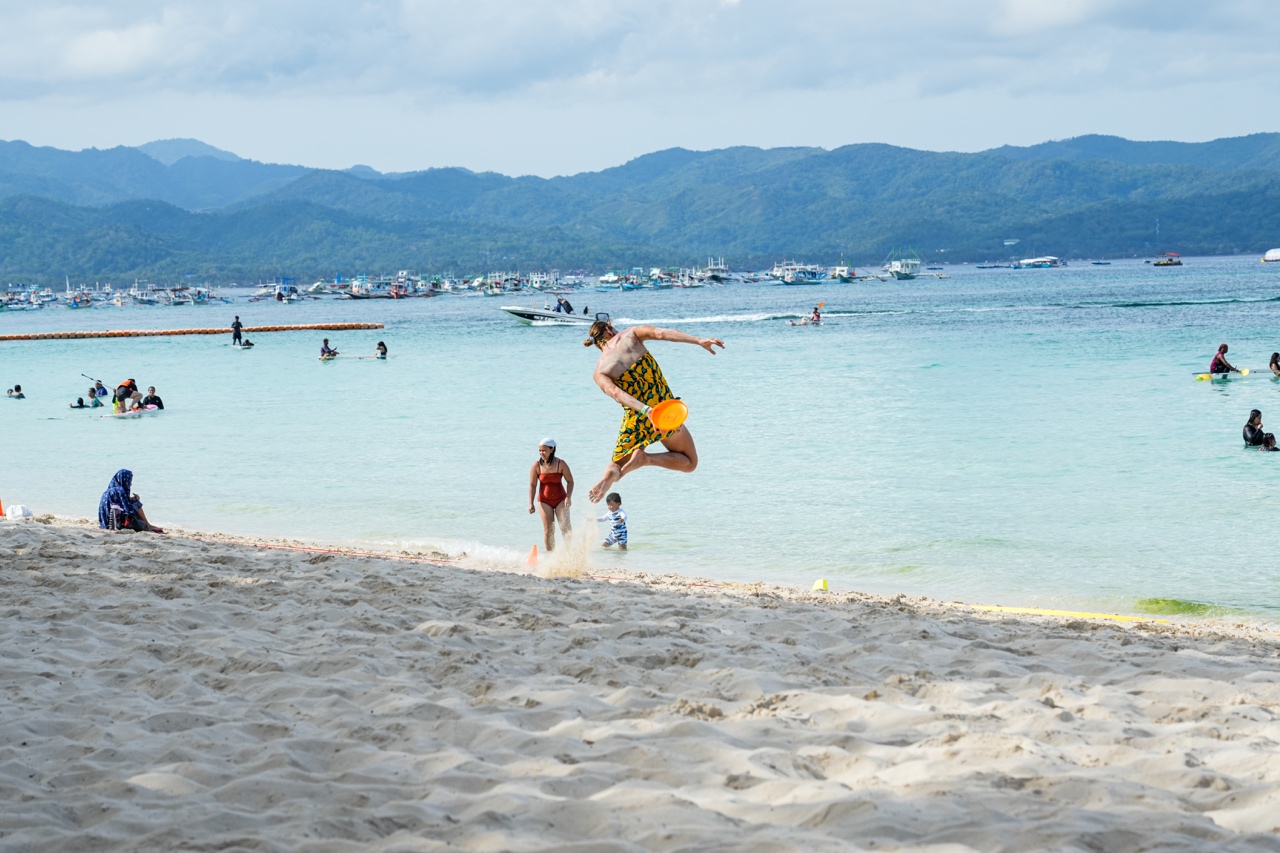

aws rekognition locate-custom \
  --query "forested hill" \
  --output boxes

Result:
[2,134,1280,283]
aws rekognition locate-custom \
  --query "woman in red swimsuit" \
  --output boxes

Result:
[528,438,574,552]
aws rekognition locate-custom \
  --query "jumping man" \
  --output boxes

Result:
[583,319,724,502]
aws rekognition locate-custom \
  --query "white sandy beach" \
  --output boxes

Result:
[3,516,1280,852]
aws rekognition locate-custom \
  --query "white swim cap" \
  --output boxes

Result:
[539,438,556,448]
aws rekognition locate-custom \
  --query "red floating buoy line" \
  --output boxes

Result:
[0,323,383,342]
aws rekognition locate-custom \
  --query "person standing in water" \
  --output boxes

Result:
[231,316,243,346]
[375,341,388,359]
[583,319,725,502]
[1210,344,1238,375]
[1245,410,1265,446]
[528,439,574,551]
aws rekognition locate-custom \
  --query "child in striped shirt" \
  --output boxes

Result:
[597,492,628,550]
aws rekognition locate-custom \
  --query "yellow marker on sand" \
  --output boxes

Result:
[812,578,828,591]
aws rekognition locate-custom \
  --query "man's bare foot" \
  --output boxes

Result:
[588,473,617,503]
[590,465,623,502]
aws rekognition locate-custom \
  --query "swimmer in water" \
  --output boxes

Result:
[528,439,573,552]
[1245,410,1265,446]
[1270,353,1279,376]
[1262,433,1279,452]
[1209,344,1238,375]
[811,305,821,324]
[375,341,388,359]
[583,318,725,502]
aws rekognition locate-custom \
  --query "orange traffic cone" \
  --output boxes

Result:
[526,545,538,568]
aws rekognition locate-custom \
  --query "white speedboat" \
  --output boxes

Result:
[500,305,595,325]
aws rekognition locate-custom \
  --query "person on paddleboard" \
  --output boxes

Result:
[320,339,339,358]
[583,318,724,503]
[1244,410,1265,446]
[231,316,243,345]
[1210,344,1238,375]
[811,305,821,324]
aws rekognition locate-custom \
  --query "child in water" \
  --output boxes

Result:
[597,492,628,550]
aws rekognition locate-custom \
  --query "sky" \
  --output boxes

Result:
[0,0,1277,177]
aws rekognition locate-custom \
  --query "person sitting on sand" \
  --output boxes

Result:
[583,318,724,502]
[70,397,86,409]
[1262,434,1279,452]
[1210,344,1238,375]
[1244,410,1265,446]
[376,341,388,359]
[528,438,573,552]
[597,492,628,550]
[321,339,338,358]
[141,386,164,410]
[98,469,164,533]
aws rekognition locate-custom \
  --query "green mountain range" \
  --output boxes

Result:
[2,134,1279,283]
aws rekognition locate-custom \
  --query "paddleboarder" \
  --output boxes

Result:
[582,319,724,502]
[231,316,243,345]
[1210,344,1238,375]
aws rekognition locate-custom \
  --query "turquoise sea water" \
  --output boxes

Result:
[4,258,1280,619]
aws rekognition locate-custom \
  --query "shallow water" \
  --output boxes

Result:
[4,258,1280,618]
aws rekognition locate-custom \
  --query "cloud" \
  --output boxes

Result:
[0,0,1278,174]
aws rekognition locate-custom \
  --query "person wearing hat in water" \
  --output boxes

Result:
[583,318,725,503]
[528,438,574,552]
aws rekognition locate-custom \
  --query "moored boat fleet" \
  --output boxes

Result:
[1,281,230,311]
[10,249,1277,315]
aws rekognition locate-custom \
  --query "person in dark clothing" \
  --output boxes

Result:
[232,316,244,345]
[98,469,164,533]
[1244,410,1265,446]
[141,386,164,410]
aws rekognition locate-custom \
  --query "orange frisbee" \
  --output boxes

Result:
[649,399,688,431]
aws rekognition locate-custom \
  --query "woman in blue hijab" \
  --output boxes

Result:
[98,469,163,532]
